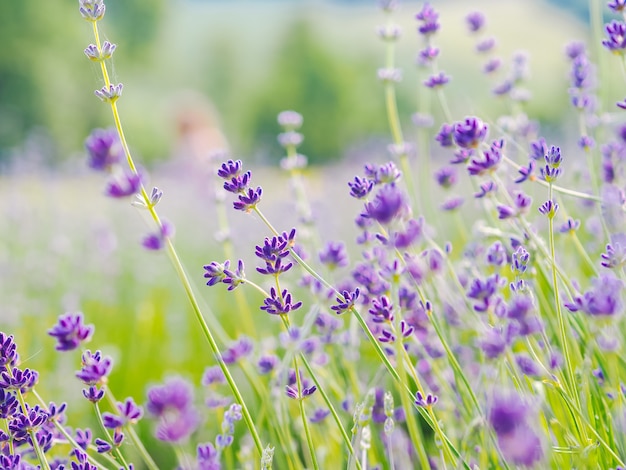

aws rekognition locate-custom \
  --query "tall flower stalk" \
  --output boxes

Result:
[77,0,264,458]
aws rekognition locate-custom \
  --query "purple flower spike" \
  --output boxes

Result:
[277,110,303,130]
[223,171,252,193]
[434,166,458,188]
[331,288,360,315]
[348,176,374,199]
[435,123,454,147]
[602,239,626,269]
[141,220,175,251]
[479,327,507,359]
[414,391,438,408]
[515,160,535,183]
[476,37,496,53]
[564,273,623,317]
[603,20,626,54]
[440,196,464,211]
[222,336,254,364]
[609,0,626,12]
[117,397,143,424]
[0,333,18,368]
[467,148,502,176]
[260,287,302,316]
[538,200,559,218]
[233,186,262,212]
[559,218,580,233]
[319,241,348,269]
[83,385,105,402]
[76,350,113,386]
[415,3,440,35]
[474,181,497,198]
[483,58,501,74]
[217,159,243,179]
[0,367,38,394]
[466,11,485,33]
[85,128,122,171]
[488,392,543,467]
[453,117,488,149]
[364,183,408,224]
[48,312,94,351]
[147,377,194,417]
[104,169,142,198]
[423,72,450,88]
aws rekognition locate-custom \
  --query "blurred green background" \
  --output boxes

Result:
[1,0,619,168]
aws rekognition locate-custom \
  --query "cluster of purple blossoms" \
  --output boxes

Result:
[146,377,200,442]
[565,273,624,317]
[488,392,543,466]
[285,369,317,400]
[203,259,246,291]
[0,332,75,465]
[218,159,263,212]
[84,128,143,199]
[496,191,532,220]
[47,312,94,352]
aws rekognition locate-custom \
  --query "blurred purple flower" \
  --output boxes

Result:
[85,128,122,171]
[48,312,94,352]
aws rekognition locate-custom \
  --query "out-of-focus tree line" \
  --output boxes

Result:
[0,0,611,167]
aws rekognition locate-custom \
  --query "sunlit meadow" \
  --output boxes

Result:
[3,0,626,469]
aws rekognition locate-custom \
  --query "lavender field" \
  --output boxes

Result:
[3,0,626,469]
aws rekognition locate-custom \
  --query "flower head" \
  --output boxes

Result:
[364,184,408,224]
[564,274,624,317]
[466,12,485,33]
[48,312,94,351]
[85,128,122,171]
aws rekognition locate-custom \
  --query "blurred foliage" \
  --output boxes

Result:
[0,0,165,164]
[241,19,388,165]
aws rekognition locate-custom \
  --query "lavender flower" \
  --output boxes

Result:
[466,12,485,33]
[423,72,450,88]
[79,0,105,21]
[476,37,496,53]
[277,110,303,130]
[414,391,438,408]
[364,183,408,224]
[94,83,123,102]
[415,3,440,35]
[319,241,348,269]
[348,176,374,199]
[222,336,254,364]
[85,128,122,171]
[453,117,489,149]
[602,20,626,54]
[233,186,262,212]
[416,46,439,65]
[104,169,142,198]
[48,312,94,351]
[488,392,542,466]
[147,377,199,443]
[260,288,302,315]
[76,350,113,386]
[435,123,454,147]
[141,220,175,251]
[564,273,624,316]
[0,334,18,368]
[0,367,38,394]
[331,288,360,314]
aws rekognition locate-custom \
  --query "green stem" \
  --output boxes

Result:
[547,184,587,444]
[87,20,264,457]
[94,401,131,470]
[32,390,113,469]
[293,354,319,470]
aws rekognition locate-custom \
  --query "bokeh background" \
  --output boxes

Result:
[0,0,623,466]
[1,0,617,168]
